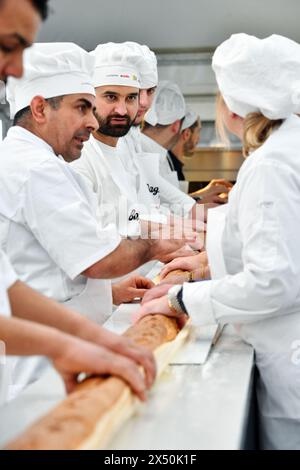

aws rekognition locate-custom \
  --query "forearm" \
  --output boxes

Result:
[0,315,70,359]
[8,281,101,344]
[8,281,132,352]
[83,239,152,279]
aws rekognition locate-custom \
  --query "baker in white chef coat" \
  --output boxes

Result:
[142,80,186,189]
[71,42,159,237]
[142,82,231,211]
[118,45,196,221]
[136,33,300,450]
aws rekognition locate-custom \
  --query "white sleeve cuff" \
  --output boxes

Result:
[0,251,18,289]
[68,231,121,280]
[182,280,217,326]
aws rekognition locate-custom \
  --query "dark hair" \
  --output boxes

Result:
[13,96,64,126]
[0,0,49,20]
[189,117,201,132]
[142,117,185,132]
[30,0,49,20]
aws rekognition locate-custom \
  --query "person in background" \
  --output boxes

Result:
[135,33,300,449]
[0,0,49,139]
[168,109,233,202]
[0,0,49,80]
[167,110,201,183]
[142,81,231,206]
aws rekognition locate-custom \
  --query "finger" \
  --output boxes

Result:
[212,195,227,204]
[113,358,147,401]
[131,305,151,323]
[159,274,187,285]
[135,277,155,289]
[62,373,78,394]
[211,184,230,194]
[129,288,149,299]
[160,261,186,278]
[211,179,233,188]
[141,287,167,305]
[124,344,157,388]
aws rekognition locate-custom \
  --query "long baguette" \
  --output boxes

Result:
[6,315,184,450]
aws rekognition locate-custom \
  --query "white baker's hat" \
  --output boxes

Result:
[91,42,142,89]
[145,80,186,126]
[118,42,158,89]
[182,109,199,130]
[212,33,300,119]
[7,42,95,119]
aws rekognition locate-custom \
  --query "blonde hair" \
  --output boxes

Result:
[215,92,230,148]
[215,93,283,157]
[243,113,282,157]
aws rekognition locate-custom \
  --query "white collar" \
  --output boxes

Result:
[89,134,120,156]
[7,126,63,160]
[141,132,167,156]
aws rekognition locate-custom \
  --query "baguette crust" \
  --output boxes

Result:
[6,315,179,450]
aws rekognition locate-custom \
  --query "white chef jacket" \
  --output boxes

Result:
[182,114,300,449]
[0,126,121,321]
[71,136,145,237]
[132,130,195,217]
[0,250,18,406]
[140,132,179,186]
[0,126,122,395]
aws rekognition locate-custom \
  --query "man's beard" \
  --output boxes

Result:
[168,131,181,151]
[95,111,134,137]
[183,137,195,157]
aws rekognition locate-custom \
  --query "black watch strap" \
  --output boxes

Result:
[177,287,188,315]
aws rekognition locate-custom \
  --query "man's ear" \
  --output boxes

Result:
[170,119,181,135]
[30,96,48,124]
[181,128,191,142]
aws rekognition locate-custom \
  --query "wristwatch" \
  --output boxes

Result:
[168,285,188,316]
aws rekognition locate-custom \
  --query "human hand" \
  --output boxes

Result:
[52,335,154,401]
[112,275,155,305]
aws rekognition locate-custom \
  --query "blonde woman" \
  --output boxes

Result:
[135,33,300,449]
